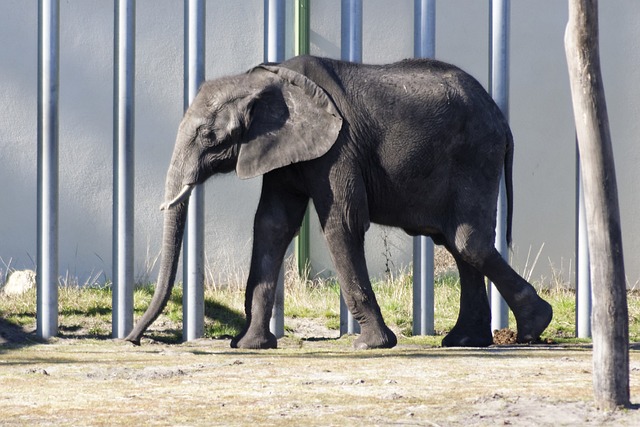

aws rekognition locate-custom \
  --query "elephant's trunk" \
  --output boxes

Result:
[125,204,187,344]
[125,158,190,344]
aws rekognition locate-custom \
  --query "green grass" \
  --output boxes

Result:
[2,271,640,345]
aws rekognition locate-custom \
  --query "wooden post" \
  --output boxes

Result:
[564,0,630,410]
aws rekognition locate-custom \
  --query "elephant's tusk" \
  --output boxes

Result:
[160,184,195,211]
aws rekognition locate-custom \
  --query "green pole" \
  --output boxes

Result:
[295,0,310,55]
[294,0,311,278]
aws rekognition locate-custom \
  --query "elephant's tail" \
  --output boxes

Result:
[505,130,514,247]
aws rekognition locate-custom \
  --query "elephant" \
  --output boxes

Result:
[125,55,553,349]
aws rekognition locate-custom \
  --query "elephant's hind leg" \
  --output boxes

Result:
[231,175,309,349]
[447,223,553,345]
[480,250,553,343]
[441,255,493,347]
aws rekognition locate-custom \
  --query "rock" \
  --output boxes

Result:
[2,270,36,295]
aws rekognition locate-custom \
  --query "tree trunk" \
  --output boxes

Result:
[564,0,630,410]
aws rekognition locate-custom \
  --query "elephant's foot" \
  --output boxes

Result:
[230,329,277,349]
[353,325,397,350]
[514,295,553,344]
[442,324,493,347]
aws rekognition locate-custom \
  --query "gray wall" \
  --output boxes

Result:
[1,0,638,287]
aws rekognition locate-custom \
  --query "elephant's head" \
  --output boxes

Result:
[125,65,343,344]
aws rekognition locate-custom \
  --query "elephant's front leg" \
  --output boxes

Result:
[231,178,308,349]
[323,224,397,349]
[316,176,397,350]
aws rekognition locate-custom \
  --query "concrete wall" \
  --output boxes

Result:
[1,0,638,287]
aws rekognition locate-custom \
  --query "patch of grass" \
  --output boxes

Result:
[203,295,245,339]
[2,269,640,345]
[374,272,414,336]
[284,274,341,329]
[0,288,37,327]
[537,287,581,339]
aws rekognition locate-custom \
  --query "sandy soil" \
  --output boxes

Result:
[1,319,640,426]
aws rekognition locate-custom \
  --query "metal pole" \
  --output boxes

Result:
[339,0,362,335]
[412,0,436,336]
[112,0,135,339]
[265,0,285,62]
[488,0,510,331]
[294,0,311,279]
[294,0,310,55]
[340,0,362,62]
[414,0,435,58]
[37,0,59,340]
[576,143,592,338]
[182,0,205,342]
[265,0,286,338]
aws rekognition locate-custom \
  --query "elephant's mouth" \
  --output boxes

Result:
[160,184,195,211]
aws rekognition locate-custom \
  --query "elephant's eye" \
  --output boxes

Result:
[197,126,216,146]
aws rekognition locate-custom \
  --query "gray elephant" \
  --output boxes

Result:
[125,55,552,349]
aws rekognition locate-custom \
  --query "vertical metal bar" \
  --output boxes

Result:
[294,0,311,279]
[576,143,592,338]
[265,0,285,62]
[294,0,310,55]
[265,0,286,338]
[414,0,435,58]
[182,0,205,342]
[112,0,136,339]
[413,236,435,335]
[412,0,436,336]
[339,0,362,335]
[340,0,362,62]
[488,0,510,331]
[37,0,59,340]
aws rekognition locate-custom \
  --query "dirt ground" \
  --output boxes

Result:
[2,319,640,426]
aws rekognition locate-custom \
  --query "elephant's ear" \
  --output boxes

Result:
[235,65,343,179]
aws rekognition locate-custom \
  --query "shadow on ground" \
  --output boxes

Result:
[0,317,38,352]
